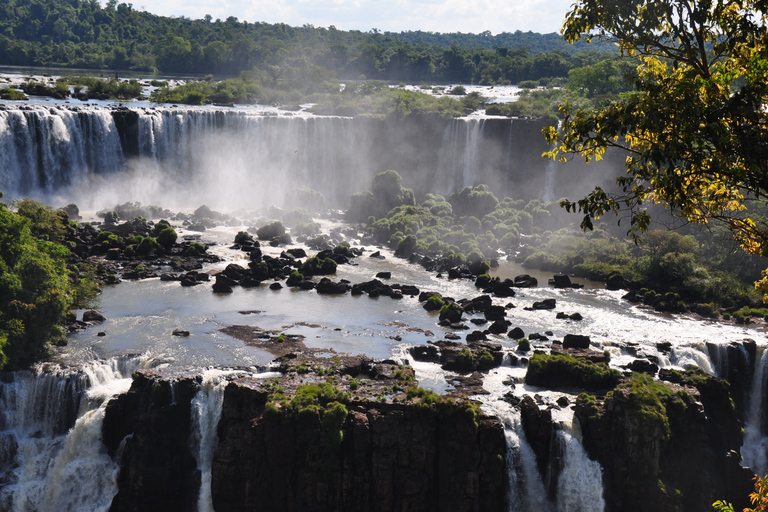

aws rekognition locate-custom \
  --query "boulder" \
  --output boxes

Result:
[508,327,526,340]
[315,278,349,294]
[486,319,509,334]
[484,305,506,321]
[376,271,392,279]
[532,298,556,310]
[83,310,106,323]
[563,334,590,349]
[466,331,487,342]
[513,274,538,288]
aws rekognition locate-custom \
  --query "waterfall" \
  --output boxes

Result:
[435,118,486,194]
[0,357,144,512]
[190,369,232,512]
[0,106,124,198]
[541,120,561,202]
[742,347,768,475]
[503,409,551,511]
[555,427,605,512]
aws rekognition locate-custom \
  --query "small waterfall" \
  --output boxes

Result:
[555,427,605,512]
[436,118,486,194]
[0,357,143,512]
[190,369,232,512]
[503,409,551,512]
[742,347,768,475]
[541,120,562,203]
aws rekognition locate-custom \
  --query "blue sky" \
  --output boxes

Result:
[127,0,576,34]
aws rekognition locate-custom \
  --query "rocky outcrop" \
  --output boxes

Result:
[211,382,507,512]
[102,371,507,512]
[574,374,754,512]
[103,373,201,512]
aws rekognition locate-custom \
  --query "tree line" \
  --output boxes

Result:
[0,0,616,83]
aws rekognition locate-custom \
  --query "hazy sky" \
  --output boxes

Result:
[126,0,575,35]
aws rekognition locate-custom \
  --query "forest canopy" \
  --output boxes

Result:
[0,0,614,83]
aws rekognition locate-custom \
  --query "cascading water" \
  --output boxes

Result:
[190,369,233,512]
[555,427,605,512]
[0,106,124,197]
[742,347,768,476]
[478,368,605,512]
[0,356,149,511]
[502,409,551,511]
[435,118,486,194]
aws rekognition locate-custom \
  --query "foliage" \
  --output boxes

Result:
[545,0,768,301]
[347,170,415,221]
[714,473,768,511]
[64,76,142,99]
[256,221,286,241]
[525,353,621,390]
[300,256,337,276]
[0,0,616,83]
[0,200,97,369]
[0,88,26,100]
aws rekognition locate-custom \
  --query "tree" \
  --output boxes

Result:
[545,0,768,299]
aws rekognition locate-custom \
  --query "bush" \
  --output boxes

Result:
[256,221,286,240]
[156,227,177,250]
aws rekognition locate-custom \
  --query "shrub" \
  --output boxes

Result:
[156,227,177,250]
[256,221,286,240]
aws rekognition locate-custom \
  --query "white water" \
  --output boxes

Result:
[0,357,148,511]
[190,369,232,512]
[743,347,768,475]
[556,428,605,512]
[435,118,487,194]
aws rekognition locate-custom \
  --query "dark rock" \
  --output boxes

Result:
[563,334,590,349]
[376,271,392,279]
[552,274,572,288]
[605,272,626,290]
[172,329,190,337]
[484,305,506,321]
[556,396,570,408]
[486,319,509,335]
[269,282,283,290]
[508,327,525,340]
[315,278,349,294]
[466,330,487,342]
[513,274,538,287]
[625,359,659,375]
[519,395,553,479]
[83,310,106,323]
[529,333,549,341]
[97,331,106,337]
[532,298,557,310]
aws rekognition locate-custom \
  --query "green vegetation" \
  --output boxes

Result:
[544,0,768,302]
[0,198,98,369]
[525,353,621,391]
[0,0,614,82]
[300,256,337,276]
[0,88,26,100]
[521,227,761,308]
[64,76,143,99]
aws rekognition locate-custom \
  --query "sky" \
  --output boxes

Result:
[126,0,576,35]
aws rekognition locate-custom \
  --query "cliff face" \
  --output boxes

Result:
[102,373,202,512]
[102,373,508,512]
[574,375,754,512]
[211,381,507,512]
